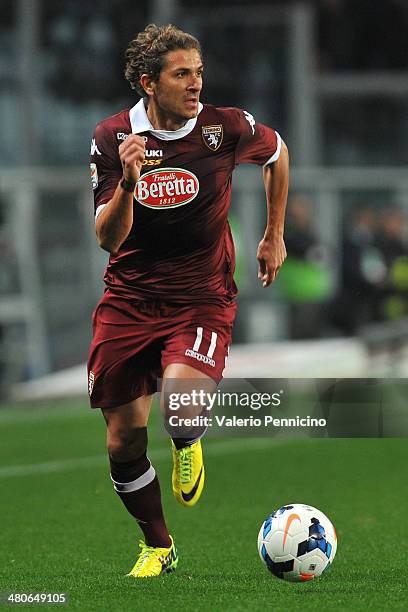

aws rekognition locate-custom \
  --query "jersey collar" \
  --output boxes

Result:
[129,98,203,140]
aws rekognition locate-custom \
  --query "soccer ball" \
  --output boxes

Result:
[257,503,337,582]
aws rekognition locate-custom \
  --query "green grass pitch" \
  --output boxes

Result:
[0,398,407,611]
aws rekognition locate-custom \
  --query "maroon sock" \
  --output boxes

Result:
[109,455,171,548]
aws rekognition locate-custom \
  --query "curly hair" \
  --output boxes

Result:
[125,24,202,98]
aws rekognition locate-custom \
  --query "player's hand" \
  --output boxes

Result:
[257,235,287,287]
[119,135,145,183]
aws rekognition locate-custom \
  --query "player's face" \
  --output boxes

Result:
[154,49,203,122]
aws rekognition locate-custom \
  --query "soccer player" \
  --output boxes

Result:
[88,23,289,577]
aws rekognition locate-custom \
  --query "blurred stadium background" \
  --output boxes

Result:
[1,0,408,400]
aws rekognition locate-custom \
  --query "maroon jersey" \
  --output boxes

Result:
[90,99,281,305]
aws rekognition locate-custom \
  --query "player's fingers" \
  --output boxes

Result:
[122,150,145,163]
[262,264,281,287]
[120,143,145,159]
[119,138,145,156]
[260,271,270,286]
[122,138,144,149]
[262,271,272,287]
[121,150,145,167]
[121,134,145,147]
[258,258,266,279]
[267,265,281,286]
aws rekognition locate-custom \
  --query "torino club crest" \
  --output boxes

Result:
[201,125,223,151]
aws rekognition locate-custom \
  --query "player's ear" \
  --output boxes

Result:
[140,74,155,97]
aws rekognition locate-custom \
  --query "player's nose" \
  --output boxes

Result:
[187,75,201,91]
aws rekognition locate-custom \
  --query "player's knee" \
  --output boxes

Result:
[107,426,148,462]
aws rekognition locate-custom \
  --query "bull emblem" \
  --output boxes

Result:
[202,125,223,151]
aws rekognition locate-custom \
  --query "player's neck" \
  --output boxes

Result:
[146,101,187,132]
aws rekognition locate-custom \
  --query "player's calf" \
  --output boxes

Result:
[107,425,171,548]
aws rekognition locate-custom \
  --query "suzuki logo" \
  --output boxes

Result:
[145,149,163,158]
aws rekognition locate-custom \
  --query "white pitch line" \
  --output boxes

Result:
[0,408,96,425]
[0,437,289,479]
[0,455,108,478]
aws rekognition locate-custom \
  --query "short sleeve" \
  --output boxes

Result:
[234,108,281,166]
[89,123,122,216]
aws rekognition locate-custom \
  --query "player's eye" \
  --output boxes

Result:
[176,71,186,78]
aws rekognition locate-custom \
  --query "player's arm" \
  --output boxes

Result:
[257,140,289,287]
[96,135,145,255]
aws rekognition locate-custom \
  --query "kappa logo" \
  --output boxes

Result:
[243,110,256,135]
[88,371,95,396]
[117,133,148,143]
[90,138,101,155]
[184,349,215,368]
[202,125,223,151]
[90,163,98,190]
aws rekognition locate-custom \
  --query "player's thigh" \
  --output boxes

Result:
[161,362,216,420]
[102,395,153,429]
[88,293,162,409]
[163,362,214,380]
[102,395,154,457]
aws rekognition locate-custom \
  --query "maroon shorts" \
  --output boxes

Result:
[87,290,237,409]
